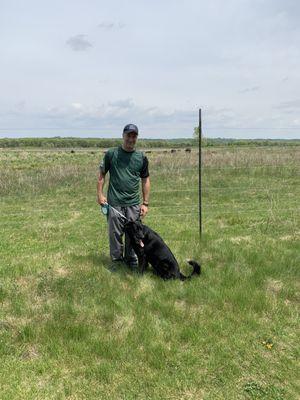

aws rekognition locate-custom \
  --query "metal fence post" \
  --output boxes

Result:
[199,108,202,239]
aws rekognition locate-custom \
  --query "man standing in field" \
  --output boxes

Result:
[97,124,150,268]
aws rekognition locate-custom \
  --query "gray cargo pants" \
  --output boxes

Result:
[108,205,141,264]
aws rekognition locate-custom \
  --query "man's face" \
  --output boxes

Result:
[123,132,138,151]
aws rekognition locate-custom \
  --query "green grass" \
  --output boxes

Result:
[0,146,299,399]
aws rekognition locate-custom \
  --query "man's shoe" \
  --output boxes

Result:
[112,258,124,263]
[108,258,124,271]
[125,260,139,270]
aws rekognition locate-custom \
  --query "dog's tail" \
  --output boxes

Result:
[179,260,201,281]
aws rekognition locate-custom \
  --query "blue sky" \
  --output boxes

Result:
[0,0,299,139]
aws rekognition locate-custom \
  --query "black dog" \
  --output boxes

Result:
[124,219,201,280]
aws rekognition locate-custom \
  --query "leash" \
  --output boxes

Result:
[100,203,129,221]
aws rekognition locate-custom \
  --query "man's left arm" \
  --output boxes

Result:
[141,176,150,217]
[140,155,150,217]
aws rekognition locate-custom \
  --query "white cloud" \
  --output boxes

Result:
[71,103,83,110]
[239,86,261,94]
[274,99,300,111]
[1,99,299,139]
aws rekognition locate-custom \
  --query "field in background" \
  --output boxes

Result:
[0,144,299,399]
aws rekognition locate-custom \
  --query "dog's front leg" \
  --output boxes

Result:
[137,252,148,274]
[141,258,149,274]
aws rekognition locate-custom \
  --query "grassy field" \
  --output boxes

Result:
[0,145,299,399]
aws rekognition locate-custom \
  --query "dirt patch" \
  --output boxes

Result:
[114,314,135,337]
[135,278,155,298]
[279,232,299,241]
[21,345,40,360]
[266,279,283,295]
[230,236,252,244]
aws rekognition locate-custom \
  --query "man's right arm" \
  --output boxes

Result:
[97,150,112,205]
[97,170,107,205]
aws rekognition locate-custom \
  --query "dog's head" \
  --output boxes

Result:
[124,218,145,248]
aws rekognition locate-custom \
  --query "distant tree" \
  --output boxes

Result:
[193,127,207,146]
[193,126,199,139]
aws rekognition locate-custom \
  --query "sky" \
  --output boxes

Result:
[0,0,299,139]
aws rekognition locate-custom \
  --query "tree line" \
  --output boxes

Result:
[0,137,298,148]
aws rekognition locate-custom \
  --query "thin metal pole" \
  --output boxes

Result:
[199,108,202,239]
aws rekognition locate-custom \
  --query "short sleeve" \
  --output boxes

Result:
[140,155,149,178]
[99,151,111,174]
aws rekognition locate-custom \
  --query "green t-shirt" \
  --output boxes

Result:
[100,146,149,207]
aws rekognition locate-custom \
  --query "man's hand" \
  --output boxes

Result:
[140,204,148,218]
[97,195,107,205]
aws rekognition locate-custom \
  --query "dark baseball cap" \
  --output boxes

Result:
[123,123,138,135]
